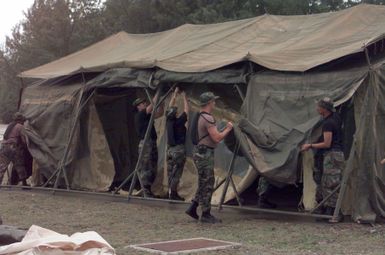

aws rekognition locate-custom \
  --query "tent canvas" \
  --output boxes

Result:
[14,4,385,223]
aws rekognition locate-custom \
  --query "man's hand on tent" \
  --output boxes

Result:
[381,158,385,165]
[301,144,311,152]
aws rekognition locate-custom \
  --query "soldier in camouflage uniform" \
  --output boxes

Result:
[301,97,345,221]
[166,87,189,200]
[185,92,233,224]
[133,93,164,198]
[0,112,28,186]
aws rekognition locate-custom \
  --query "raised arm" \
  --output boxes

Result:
[169,87,179,108]
[182,91,189,114]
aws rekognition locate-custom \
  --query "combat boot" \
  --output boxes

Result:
[200,210,222,224]
[258,196,277,209]
[185,200,199,220]
[169,191,184,201]
[143,185,154,198]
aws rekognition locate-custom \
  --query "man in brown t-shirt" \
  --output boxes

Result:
[0,112,28,186]
[185,92,233,223]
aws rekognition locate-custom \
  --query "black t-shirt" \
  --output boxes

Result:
[321,112,343,151]
[135,110,157,141]
[166,112,187,146]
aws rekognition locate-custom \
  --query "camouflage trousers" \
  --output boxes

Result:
[321,151,345,207]
[193,145,215,212]
[137,139,158,187]
[0,143,27,184]
[256,176,273,198]
[167,144,186,192]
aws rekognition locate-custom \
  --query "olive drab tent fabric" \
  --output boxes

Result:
[16,4,385,223]
[20,4,385,78]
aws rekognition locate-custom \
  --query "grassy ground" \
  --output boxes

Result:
[0,189,384,255]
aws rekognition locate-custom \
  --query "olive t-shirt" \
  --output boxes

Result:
[197,112,217,148]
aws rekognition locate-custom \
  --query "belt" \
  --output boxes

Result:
[197,144,215,150]
[324,148,343,153]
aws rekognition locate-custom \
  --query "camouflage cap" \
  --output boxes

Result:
[132,97,146,107]
[198,92,219,106]
[317,97,335,112]
[13,112,26,122]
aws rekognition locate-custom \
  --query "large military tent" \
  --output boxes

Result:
[14,4,385,223]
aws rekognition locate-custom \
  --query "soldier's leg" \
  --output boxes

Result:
[185,147,201,220]
[313,153,324,204]
[13,146,28,185]
[322,151,345,213]
[196,149,220,223]
[0,152,11,185]
[257,176,276,208]
[0,145,14,185]
[137,140,153,197]
[149,141,158,184]
[169,145,186,200]
[166,146,174,190]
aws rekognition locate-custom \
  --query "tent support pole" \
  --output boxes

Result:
[330,148,355,223]
[364,46,372,68]
[145,88,154,105]
[218,142,241,210]
[309,184,340,214]
[217,84,245,209]
[43,88,95,190]
[234,84,245,101]
[213,178,226,192]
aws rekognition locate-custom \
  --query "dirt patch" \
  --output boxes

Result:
[0,190,384,255]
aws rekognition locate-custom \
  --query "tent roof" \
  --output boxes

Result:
[20,4,385,79]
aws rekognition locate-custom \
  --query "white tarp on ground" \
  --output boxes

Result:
[0,225,115,255]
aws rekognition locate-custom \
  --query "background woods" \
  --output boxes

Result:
[1,0,384,122]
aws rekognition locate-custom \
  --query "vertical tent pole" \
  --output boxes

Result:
[330,148,355,222]
[217,84,245,210]
[218,142,241,210]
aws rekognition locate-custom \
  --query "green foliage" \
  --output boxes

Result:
[0,0,383,121]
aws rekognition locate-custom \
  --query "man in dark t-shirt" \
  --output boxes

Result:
[133,93,164,198]
[165,87,188,200]
[301,97,345,221]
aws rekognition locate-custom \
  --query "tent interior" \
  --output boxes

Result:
[4,4,385,223]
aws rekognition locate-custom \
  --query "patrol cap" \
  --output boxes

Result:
[13,112,26,122]
[198,92,219,106]
[132,97,146,107]
[317,97,335,112]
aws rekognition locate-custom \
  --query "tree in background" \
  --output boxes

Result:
[1,0,384,122]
